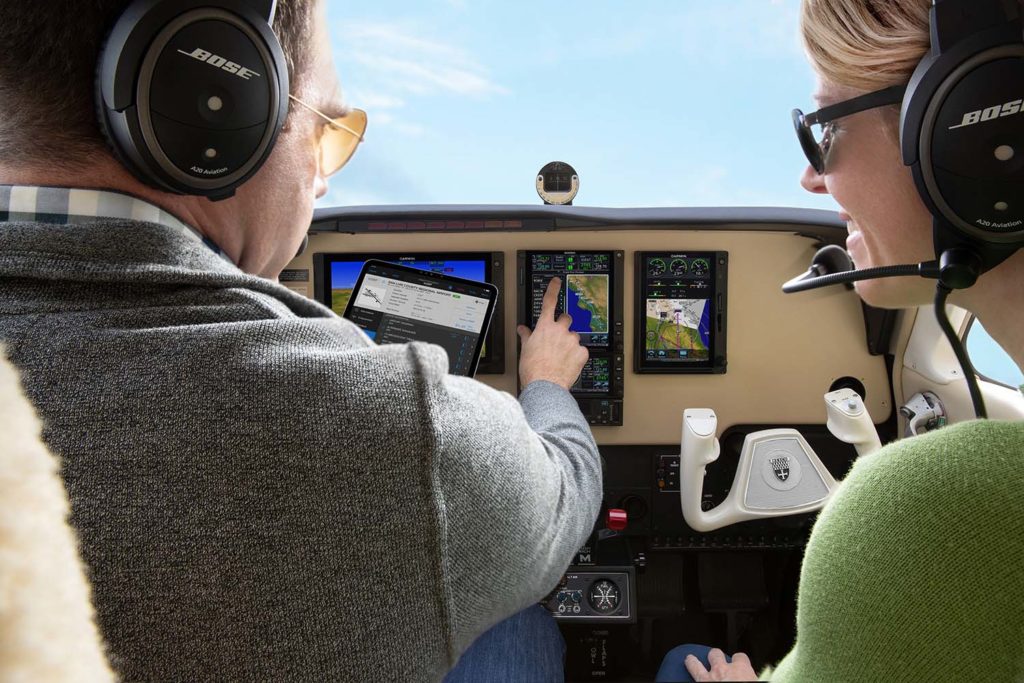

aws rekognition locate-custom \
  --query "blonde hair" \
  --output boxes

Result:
[800,0,932,91]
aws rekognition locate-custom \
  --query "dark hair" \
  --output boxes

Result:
[0,1,316,168]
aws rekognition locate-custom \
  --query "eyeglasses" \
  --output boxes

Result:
[289,94,368,177]
[792,84,906,174]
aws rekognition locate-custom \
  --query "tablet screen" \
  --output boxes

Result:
[313,251,505,374]
[344,260,498,376]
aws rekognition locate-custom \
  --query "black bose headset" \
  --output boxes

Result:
[785,0,1024,419]
[96,0,289,200]
[902,0,1024,289]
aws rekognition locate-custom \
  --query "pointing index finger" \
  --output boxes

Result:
[540,276,562,321]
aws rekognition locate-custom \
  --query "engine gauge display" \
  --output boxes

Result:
[635,251,728,374]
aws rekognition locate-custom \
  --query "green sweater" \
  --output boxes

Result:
[768,419,1024,681]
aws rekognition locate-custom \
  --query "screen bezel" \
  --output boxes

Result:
[634,251,728,374]
[313,252,505,374]
[518,250,624,399]
[343,259,499,378]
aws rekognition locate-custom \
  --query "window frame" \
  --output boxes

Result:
[963,315,1023,391]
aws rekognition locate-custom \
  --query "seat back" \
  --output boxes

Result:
[0,350,114,682]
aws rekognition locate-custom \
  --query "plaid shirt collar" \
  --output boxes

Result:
[0,185,234,266]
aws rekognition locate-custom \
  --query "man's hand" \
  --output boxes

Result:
[517,277,589,391]
[684,649,758,681]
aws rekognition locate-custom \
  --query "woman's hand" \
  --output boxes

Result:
[684,649,758,681]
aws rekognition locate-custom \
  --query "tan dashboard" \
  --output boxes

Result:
[284,225,891,446]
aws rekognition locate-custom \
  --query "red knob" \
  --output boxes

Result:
[607,508,628,532]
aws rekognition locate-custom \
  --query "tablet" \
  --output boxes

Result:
[313,251,505,374]
[343,259,499,377]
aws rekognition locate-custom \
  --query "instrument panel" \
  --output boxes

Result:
[287,213,892,444]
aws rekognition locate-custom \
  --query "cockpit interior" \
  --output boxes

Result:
[279,201,1024,680]
[3,0,1024,681]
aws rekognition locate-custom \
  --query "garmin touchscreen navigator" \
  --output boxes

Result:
[519,250,624,425]
[313,252,505,373]
[635,252,727,374]
[343,260,498,377]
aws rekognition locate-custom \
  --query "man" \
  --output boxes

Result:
[0,1,602,680]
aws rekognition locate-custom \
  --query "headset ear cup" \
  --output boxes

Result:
[900,0,1024,276]
[94,1,289,198]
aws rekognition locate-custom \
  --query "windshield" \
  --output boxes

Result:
[320,0,836,211]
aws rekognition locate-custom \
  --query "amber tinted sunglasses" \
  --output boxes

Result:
[289,94,367,177]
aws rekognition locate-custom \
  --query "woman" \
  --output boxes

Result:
[659,1,1024,680]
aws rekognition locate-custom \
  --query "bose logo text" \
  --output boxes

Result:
[177,48,261,80]
[949,99,1023,130]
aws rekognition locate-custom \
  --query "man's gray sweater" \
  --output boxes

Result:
[0,219,602,682]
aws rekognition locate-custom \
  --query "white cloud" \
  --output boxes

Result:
[353,92,406,110]
[559,0,803,64]
[340,22,509,98]
[651,164,821,208]
[352,53,508,97]
[393,121,427,137]
[334,21,507,139]
[673,0,803,60]
[319,186,393,208]
[354,109,425,139]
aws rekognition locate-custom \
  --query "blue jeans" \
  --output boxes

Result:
[656,644,733,682]
[444,605,565,683]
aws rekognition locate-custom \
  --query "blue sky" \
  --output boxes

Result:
[968,321,1024,389]
[318,0,836,210]
[315,1,1024,386]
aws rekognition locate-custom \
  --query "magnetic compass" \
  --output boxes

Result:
[536,161,579,205]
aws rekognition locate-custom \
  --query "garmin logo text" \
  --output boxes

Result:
[949,99,1022,130]
[177,48,261,80]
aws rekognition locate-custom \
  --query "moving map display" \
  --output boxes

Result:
[636,252,728,374]
[528,252,612,348]
[521,251,624,422]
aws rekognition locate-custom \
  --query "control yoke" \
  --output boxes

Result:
[824,388,883,457]
[680,390,881,532]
